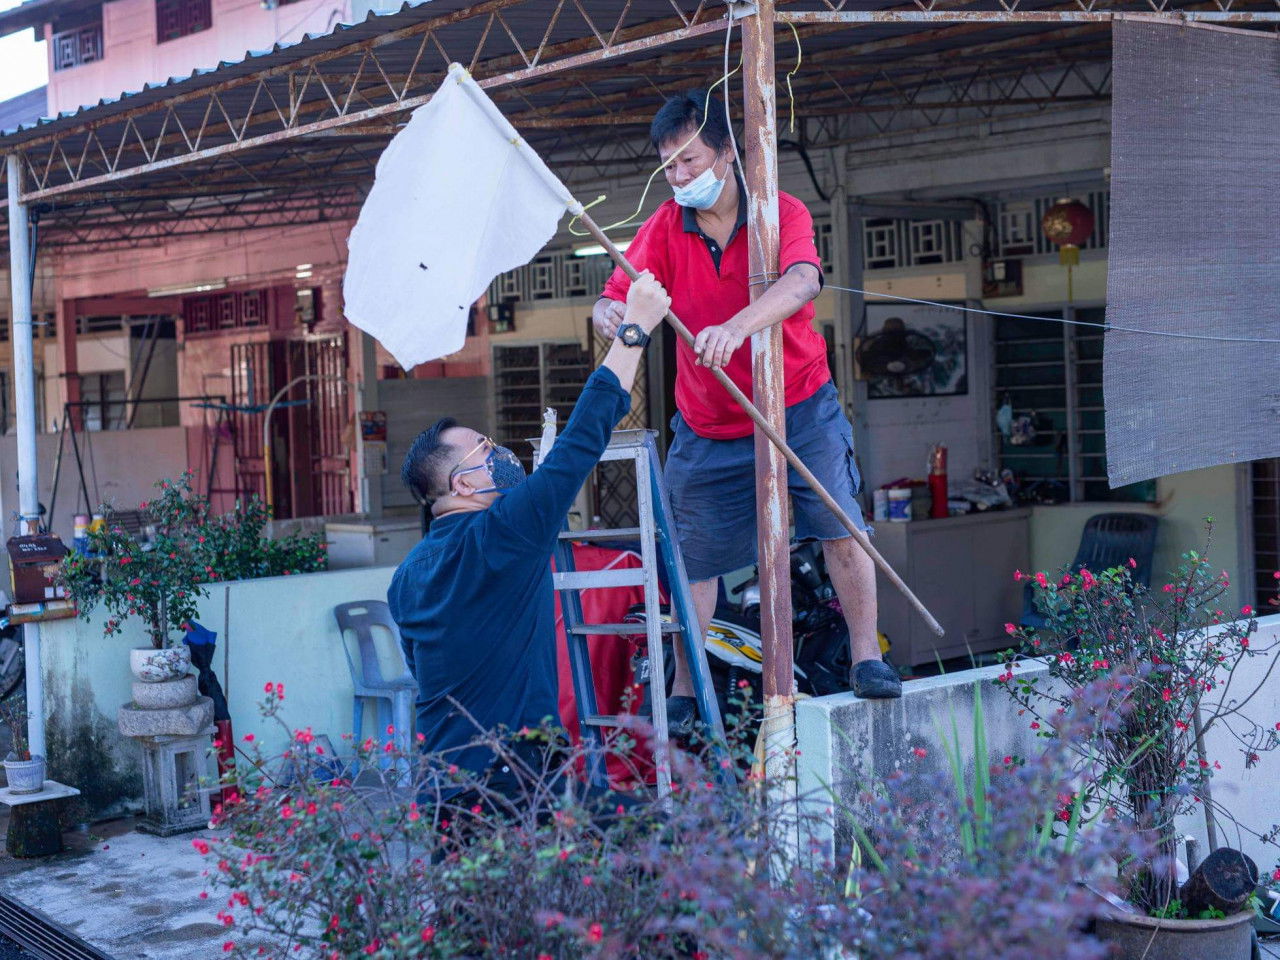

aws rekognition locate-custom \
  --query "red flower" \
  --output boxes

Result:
[1128,557,1138,568]
[1030,721,1040,730]
[1004,622,1016,635]
[587,922,603,943]
[192,838,210,855]
[912,747,928,759]
[1035,572,1048,588]
[243,733,254,743]
[1242,605,1254,616]
[222,943,234,954]
[1161,688,1172,702]
[421,927,435,943]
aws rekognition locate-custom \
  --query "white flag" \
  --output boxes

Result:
[343,64,579,370]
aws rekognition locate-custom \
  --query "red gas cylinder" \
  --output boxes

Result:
[928,444,949,520]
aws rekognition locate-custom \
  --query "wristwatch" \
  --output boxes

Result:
[617,323,651,348]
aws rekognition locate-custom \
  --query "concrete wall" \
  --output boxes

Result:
[39,564,398,814]
[797,661,1044,859]
[797,613,1280,871]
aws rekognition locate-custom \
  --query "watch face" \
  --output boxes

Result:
[621,325,640,345]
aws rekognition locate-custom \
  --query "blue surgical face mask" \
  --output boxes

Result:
[452,442,526,495]
[672,160,728,210]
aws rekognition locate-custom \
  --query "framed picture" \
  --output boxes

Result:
[860,301,968,399]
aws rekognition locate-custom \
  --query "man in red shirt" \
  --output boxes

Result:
[595,91,901,729]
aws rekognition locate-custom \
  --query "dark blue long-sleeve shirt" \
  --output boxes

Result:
[387,367,631,775]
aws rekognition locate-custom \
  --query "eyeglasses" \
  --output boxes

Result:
[448,435,495,483]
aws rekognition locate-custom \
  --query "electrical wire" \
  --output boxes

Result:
[826,285,1280,344]
[567,15,744,237]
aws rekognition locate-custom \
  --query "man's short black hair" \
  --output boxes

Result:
[650,89,733,154]
[402,417,458,504]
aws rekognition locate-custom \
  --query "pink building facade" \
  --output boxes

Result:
[32,0,431,519]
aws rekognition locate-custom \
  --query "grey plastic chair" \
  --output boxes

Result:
[1021,512,1159,628]
[333,601,416,771]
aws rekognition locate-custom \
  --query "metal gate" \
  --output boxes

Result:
[229,337,353,519]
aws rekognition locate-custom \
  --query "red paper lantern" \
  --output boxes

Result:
[1041,198,1095,265]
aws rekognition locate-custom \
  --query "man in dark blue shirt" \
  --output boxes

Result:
[388,273,670,783]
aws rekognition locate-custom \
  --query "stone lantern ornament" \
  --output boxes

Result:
[1041,197,1095,301]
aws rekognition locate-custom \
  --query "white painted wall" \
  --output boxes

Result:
[39,564,400,800]
[798,613,1280,872]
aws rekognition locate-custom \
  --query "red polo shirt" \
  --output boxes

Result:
[600,189,829,440]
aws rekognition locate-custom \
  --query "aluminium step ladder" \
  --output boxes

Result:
[534,428,726,799]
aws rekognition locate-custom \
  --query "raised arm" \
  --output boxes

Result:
[490,273,670,550]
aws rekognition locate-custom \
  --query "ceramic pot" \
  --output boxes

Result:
[1095,907,1254,960]
[3,755,46,794]
[129,645,192,683]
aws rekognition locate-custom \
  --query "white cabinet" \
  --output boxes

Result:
[873,509,1031,668]
[324,517,422,569]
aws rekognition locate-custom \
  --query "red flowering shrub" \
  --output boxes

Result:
[197,686,1138,959]
[998,533,1280,913]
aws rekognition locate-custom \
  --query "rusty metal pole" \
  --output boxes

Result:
[741,0,799,808]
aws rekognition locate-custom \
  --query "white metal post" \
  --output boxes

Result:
[7,153,47,760]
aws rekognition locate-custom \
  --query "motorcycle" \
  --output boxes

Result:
[627,540,890,728]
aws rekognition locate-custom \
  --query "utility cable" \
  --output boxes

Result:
[826,285,1280,345]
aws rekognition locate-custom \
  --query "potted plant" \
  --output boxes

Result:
[1,696,44,794]
[998,538,1280,959]
[59,474,330,686]
[60,474,211,683]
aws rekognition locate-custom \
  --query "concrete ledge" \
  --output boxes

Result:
[796,661,1048,860]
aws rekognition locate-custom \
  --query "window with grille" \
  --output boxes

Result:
[182,289,269,336]
[993,191,1110,258]
[994,305,1154,504]
[1251,459,1280,613]
[156,0,211,43]
[81,371,127,431]
[52,21,103,71]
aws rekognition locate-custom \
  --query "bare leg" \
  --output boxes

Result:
[669,577,719,698]
[821,536,880,665]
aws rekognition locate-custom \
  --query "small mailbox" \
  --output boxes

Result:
[6,534,70,605]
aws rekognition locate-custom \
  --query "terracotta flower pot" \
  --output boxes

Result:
[129,645,192,683]
[3,755,46,794]
[1095,907,1254,960]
